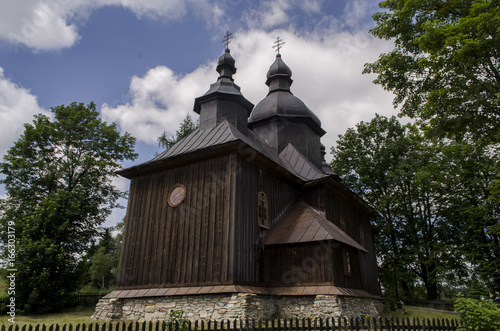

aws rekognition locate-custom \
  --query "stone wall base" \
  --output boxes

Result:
[92,293,384,322]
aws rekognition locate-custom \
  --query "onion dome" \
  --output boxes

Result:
[216,48,237,79]
[266,54,292,86]
[248,54,324,135]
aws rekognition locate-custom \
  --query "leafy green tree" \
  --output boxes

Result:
[331,115,465,300]
[440,139,500,292]
[364,0,500,295]
[0,102,137,313]
[158,114,199,149]
[87,227,122,290]
[364,0,500,142]
[90,247,116,290]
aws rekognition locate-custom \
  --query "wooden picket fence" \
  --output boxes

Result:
[0,317,464,331]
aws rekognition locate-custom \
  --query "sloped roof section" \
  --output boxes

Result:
[152,121,237,162]
[151,121,286,167]
[279,143,328,181]
[123,120,331,183]
[264,200,368,253]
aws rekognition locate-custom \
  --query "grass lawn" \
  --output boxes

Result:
[0,306,98,325]
[382,306,458,320]
[0,305,459,326]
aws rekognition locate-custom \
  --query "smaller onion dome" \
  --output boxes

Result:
[266,54,292,86]
[216,48,236,79]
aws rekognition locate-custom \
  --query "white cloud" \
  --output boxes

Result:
[0,67,51,158]
[0,0,216,52]
[243,0,291,29]
[0,0,81,51]
[101,64,215,144]
[343,0,371,28]
[0,0,378,52]
[102,27,397,161]
[298,0,324,14]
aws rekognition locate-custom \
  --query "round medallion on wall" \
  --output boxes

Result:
[168,184,186,207]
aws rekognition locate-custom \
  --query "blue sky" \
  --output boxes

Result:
[0,0,397,227]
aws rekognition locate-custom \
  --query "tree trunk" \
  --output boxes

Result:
[426,281,438,301]
[401,280,412,299]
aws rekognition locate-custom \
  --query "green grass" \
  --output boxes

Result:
[382,307,458,320]
[0,306,97,325]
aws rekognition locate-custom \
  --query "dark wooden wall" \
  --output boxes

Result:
[116,154,237,289]
[318,185,381,295]
[264,242,362,289]
[233,155,299,285]
[116,150,379,296]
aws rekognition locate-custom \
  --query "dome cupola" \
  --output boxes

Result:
[216,48,236,79]
[248,38,325,167]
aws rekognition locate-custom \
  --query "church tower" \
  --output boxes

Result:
[194,37,253,133]
[248,39,325,167]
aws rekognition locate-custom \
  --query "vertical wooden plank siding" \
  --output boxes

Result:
[321,186,381,295]
[234,155,299,284]
[265,242,338,286]
[116,154,236,288]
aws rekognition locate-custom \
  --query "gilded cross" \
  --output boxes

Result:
[272,36,285,54]
[222,31,233,49]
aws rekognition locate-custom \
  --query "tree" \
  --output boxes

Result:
[364,0,500,142]
[86,226,122,290]
[439,139,500,292]
[158,114,199,149]
[364,0,500,295]
[331,115,466,300]
[0,102,137,313]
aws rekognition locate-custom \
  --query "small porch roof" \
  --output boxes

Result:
[264,200,368,253]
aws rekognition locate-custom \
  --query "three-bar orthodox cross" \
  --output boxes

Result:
[222,31,233,49]
[272,36,285,54]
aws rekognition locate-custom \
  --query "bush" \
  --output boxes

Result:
[454,296,500,331]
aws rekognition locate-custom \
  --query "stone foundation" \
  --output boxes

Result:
[92,293,384,322]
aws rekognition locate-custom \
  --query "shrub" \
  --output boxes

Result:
[454,296,500,331]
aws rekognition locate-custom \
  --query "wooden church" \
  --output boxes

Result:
[93,36,383,321]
